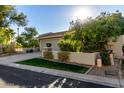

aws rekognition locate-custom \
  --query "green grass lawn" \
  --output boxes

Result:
[15,58,88,73]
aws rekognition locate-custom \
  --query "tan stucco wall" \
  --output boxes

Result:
[39,37,61,51]
[110,35,124,57]
[41,51,97,66]
[69,52,97,65]
[15,48,39,53]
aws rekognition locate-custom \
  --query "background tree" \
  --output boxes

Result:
[16,27,39,48]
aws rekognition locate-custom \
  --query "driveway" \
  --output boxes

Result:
[0,65,112,88]
[0,52,41,64]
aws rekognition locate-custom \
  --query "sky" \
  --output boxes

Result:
[15,5,124,35]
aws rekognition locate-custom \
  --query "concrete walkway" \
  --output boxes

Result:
[0,52,41,64]
[0,52,123,87]
[88,60,120,79]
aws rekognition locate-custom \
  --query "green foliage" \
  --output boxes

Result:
[29,39,39,47]
[81,11,124,52]
[59,11,124,52]
[0,5,27,27]
[43,51,53,59]
[15,42,23,48]
[10,12,27,27]
[0,5,27,46]
[16,27,39,48]
[16,36,25,47]
[58,32,83,52]
[0,5,14,27]
[23,27,38,38]
[0,27,15,45]
[100,51,111,65]
[58,51,70,62]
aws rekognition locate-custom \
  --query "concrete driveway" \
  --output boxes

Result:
[0,52,41,64]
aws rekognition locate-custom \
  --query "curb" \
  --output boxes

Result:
[85,66,94,74]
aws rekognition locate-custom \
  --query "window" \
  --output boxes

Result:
[46,43,52,47]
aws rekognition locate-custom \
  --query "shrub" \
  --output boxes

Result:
[58,51,70,62]
[43,51,53,59]
[9,44,15,54]
[100,51,110,65]
[58,39,83,52]
[2,46,7,53]
[2,44,15,54]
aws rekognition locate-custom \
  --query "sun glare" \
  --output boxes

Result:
[73,7,93,20]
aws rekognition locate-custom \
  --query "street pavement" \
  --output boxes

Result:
[0,65,112,88]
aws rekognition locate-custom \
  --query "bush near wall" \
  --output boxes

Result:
[100,51,110,65]
[43,51,53,59]
[58,51,70,63]
[2,44,15,54]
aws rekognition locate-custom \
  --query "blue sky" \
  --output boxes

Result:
[15,5,124,35]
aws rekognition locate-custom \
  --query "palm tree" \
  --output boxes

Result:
[10,11,28,42]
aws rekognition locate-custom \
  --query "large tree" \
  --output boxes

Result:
[58,11,124,52]
[16,27,39,48]
[0,5,27,27]
[0,5,27,45]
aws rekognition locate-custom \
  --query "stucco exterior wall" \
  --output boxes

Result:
[39,37,61,51]
[15,48,39,53]
[69,52,97,65]
[110,35,124,57]
[42,51,97,66]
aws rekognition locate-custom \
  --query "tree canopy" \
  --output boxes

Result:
[58,11,124,52]
[16,27,39,48]
[0,5,27,45]
[0,5,27,27]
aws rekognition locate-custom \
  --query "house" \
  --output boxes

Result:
[38,31,124,58]
[38,31,66,51]
[38,31,97,66]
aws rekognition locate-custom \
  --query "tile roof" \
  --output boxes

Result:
[38,31,67,39]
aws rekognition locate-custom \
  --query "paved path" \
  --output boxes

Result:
[88,60,120,79]
[0,65,112,88]
[0,52,40,64]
